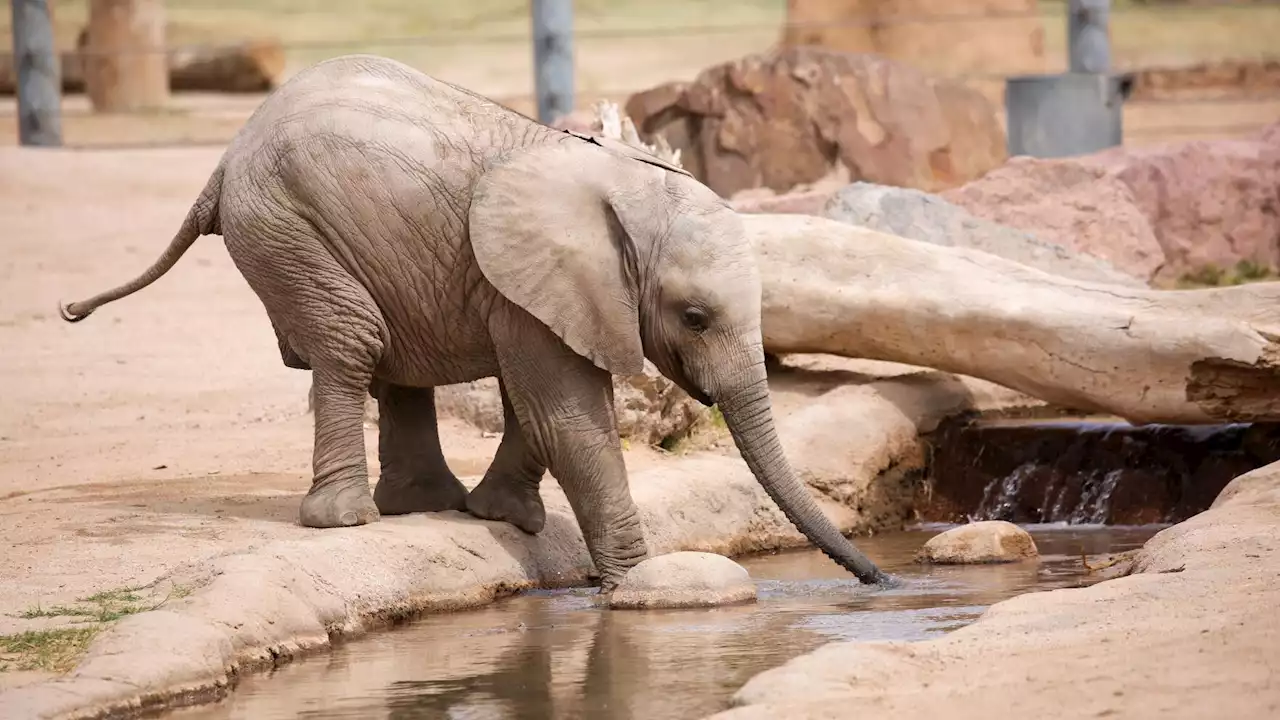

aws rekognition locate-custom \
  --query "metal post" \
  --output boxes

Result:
[531,0,574,124]
[10,0,63,146]
[1068,0,1111,74]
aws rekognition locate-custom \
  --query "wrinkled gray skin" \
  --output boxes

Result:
[59,55,889,591]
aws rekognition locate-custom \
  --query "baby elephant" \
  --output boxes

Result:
[60,54,888,591]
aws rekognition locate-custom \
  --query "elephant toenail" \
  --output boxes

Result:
[340,511,358,526]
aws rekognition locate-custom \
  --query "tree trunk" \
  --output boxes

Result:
[747,213,1280,425]
[83,0,169,111]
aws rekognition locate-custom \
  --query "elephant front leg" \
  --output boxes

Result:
[466,380,548,534]
[371,380,469,515]
[492,314,649,592]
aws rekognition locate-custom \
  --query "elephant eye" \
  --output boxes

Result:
[682,307,709,333]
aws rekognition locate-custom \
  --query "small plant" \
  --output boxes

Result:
[1176,260,1277,288]
[2,583,191,673]
[0,627,104,673]
[17,586,157,624]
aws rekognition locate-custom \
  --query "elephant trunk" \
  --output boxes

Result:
[718,373,892,586]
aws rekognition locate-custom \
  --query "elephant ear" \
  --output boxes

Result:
[469,139,654,377]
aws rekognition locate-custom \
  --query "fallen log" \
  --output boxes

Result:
[166,40,284,93]
[748,213,1280,425]
[0,39,283,96]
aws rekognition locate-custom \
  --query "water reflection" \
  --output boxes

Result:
[172,525,1161,720]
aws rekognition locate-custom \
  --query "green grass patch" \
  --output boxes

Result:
[2,584,192,674]
[0,627,105,673]
[17,585,156,624]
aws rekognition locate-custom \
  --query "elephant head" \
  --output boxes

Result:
[468,131,890,586]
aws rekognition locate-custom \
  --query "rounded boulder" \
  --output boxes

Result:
[609,551,757,610]
[916,520,1039,564]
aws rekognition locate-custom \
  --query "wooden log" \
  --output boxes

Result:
[0,40,283,96]
[747,213,1280,425]
[167,40,284,93]
[82,0,169,111]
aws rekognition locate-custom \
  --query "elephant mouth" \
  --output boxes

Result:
[688,386,713,407]
[667,353,714,406]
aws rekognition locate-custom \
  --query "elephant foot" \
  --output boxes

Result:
[466,474,546,535]
[373,471,468,515]
[299,481,381,528]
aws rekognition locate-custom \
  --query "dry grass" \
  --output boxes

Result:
[0,584,192,674]
[0,627,104,673]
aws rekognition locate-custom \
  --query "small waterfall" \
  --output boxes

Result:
[1069,469,1124,524]
[971,466,1125,525]
[925,418,1280,527]
[973,462,1036,520]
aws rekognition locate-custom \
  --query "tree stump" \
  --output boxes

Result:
[82,0,169,112]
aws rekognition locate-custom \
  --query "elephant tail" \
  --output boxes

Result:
[59,161,225,323]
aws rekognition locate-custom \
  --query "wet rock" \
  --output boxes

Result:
[941,157,1165,283]
[916,418,1280,526]
[609,551,757,609]
[625,47,1006,198]
[916,520,1038,564]
[822,182,1145,286]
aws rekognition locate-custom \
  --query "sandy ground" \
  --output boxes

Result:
[714,463,1280,720]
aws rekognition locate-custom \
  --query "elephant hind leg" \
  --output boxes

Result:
[371,381,469,515]
[465,380,548,534]
[303,364,382,528]
[222,217,384,529]
[273,321,311,370]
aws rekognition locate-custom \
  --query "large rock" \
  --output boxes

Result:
[625,47,1007,199]
[941,157,1167,283]
[781,0,1048,78]
[427,361,707,446]
[916,520,1039,564]
[609,551,757,609]
[943,122,1280,284]
[822,182,1146,286]
[1082,132,1280,281]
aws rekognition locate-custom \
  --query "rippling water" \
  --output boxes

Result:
[171,524,1162,720]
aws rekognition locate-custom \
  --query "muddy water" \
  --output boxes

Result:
[172,525,1160,720]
